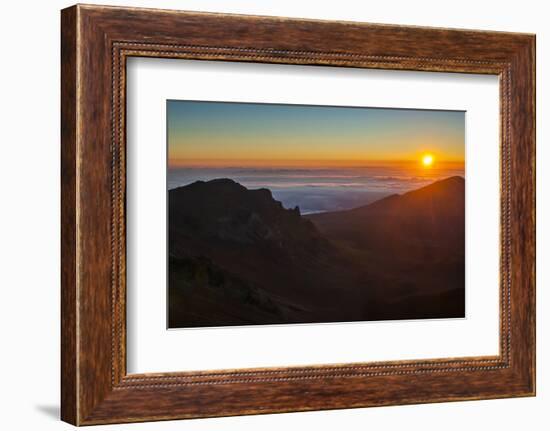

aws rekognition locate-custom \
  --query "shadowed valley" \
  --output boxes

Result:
[168,177,465,328]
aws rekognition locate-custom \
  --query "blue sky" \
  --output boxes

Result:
[167,100,465,167]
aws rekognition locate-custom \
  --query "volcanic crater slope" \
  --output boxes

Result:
[168,177,465,328]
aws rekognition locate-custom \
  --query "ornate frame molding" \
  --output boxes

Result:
[61,5,535,425]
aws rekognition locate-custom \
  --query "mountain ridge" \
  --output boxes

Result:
[168,176,465,328]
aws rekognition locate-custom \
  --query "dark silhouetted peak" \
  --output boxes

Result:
[406,175,464,196]
[345,176,464,215]
[169,176,466,328]
[207,178,238,185]
[169,179,322,249]
[306,176,465,256]
[175,178,245,193]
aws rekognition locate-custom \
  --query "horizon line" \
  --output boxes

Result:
[168,159,466,169]
[168,175,466,196]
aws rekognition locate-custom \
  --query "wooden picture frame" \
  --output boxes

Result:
[61,4,535,425]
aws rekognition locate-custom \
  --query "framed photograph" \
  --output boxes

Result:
[61,4,535,425]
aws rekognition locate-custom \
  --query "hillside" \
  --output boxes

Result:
[168,177,465,328]
[306,176,465,321]
[168,179,368,327]
[306,176,465,259]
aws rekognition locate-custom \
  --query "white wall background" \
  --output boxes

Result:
[0,1,546,429]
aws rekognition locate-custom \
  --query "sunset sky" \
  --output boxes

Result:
[167,100,465,168]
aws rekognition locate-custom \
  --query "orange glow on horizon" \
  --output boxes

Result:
[168,101,465,171]
[168,157,464,169]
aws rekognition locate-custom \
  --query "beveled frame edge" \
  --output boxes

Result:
[61,4,535,426]
[112,45,512,383]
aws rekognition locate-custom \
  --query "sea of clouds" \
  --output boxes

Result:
[167,166,464,214]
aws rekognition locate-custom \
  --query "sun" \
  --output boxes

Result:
[422,154,434,167]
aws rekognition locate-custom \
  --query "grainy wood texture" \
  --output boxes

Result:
[60,5,78,425]
[61,4,535,426]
